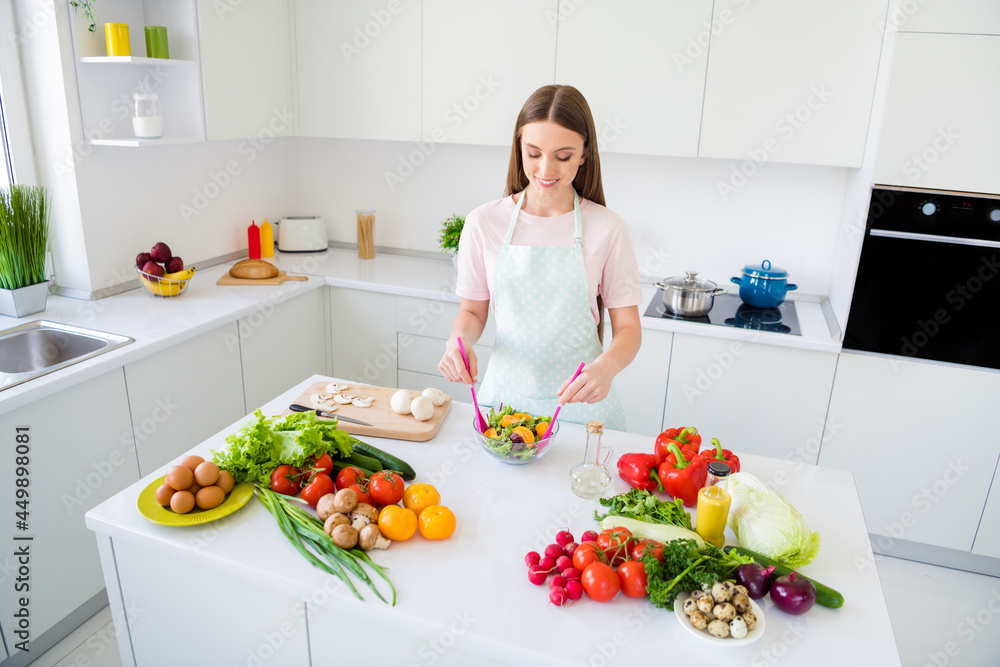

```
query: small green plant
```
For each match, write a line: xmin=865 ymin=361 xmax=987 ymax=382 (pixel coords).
xmin=438 ymin=214 xmax=465 ymax=254
xmin=0 ymin=185 xmax=50 ymax=291
xmin=69 ymin=0 xmax=98 ymax=35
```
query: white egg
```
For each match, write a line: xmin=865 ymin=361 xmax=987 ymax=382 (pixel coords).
xmin=422 ymin=387 xmax=447 ymax=407
xmin=390 ymin=389 xmax=413 ymax=415
xmin=410 ymin=396 xmax=435 ymax=421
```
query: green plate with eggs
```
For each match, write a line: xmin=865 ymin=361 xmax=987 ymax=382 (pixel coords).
xmin=136 ymin=476 xmax=254 ymax=526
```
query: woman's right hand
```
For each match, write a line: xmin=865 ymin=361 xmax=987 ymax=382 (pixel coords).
xmin=439 ymin=338 xmax=478 ymax=385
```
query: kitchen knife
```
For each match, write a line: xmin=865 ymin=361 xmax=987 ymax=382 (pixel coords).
xmin=289 ymin=403 xmax=373 ymax=427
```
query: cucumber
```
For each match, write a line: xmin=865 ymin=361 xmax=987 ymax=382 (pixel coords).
xmin=352 ymin=441 xmax=417 ymax=481
xmin=330 ymin=459 xmax=378 ymax=478
xmin=726 ymin=546 xmax=845 ymax=609
xmin=341 ymin=452 xmax=382 ymax=472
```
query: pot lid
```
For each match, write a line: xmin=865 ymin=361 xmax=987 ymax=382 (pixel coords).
xmin=662 ymin=271 xmax=720 ymax=293
xmin=742 ymin=259 xmax=788 ymax=279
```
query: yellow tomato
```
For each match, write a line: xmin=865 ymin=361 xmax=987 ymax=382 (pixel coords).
xmin=378 ymin=505 xmax=417 ymax=541
xmin=511 ymin=425 xmax=535 ymax=444
xmin=418 ymin=505 xmax=456 ymax=540
xmin=535 ymin=422 xmax=550 ymax=440
xmin=403 ymin=483 xmax=441 ymax=515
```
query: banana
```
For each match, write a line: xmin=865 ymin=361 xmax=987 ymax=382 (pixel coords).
xmin=139 ymin=266 xmax=193 ymax=297
xmin=163 ymin=267 xmax=196 ymax=281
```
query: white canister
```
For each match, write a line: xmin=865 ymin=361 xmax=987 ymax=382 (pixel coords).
xmin=132 ymin=82 xmax=162 ymax=139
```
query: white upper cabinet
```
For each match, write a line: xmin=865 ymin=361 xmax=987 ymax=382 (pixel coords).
xmin=197 ymin=0 xmax=295 ymax=141
xmin=422 ymin=0 xmax=557 ymax=146
xmin=295 ymin=0 xmax=422 ymax=141
xmin=873 ymin=33 xmax=1000 ymax=195
xmin=698 ymin=0 xmax=888 ymax=167
xmin=555 ymin=0 xmax=712 ymax=157
xmin=890 ymin=0 xmax=1000 ymax=34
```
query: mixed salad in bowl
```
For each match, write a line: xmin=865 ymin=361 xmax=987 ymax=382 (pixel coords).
xmin=475 ymin=405 xmax=558 ymax=464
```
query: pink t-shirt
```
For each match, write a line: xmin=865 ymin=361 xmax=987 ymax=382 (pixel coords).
xmin=455 ymin=195 xmax=643 ymax=322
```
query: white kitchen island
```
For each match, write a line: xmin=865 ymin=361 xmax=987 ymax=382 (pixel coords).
xmin=86 ymin=375 xmax=900 ymax=666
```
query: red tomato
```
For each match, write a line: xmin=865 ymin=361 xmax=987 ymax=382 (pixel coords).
xmin=336 ymin=466 xmax=367 ymax=490
xmin=311 ymin=453 xmax=333 ymax=477
xmin=348 ymin=483 xmax=373 ymax=506
xmin=632 ymin=539 xmax=665 ymax=563
xmin=617 ymin=560 xmax=648 ymax=598
xmin=572 ymin=541 xmax=602 ymax=571
xmin=269 ymin=465 xmax=300 ymax=495
xmin=368 ymin=470 xmax=404 ymax=506
xmin=581 ymin=562 xmax=620 ymax=602
xmin=301 ymin=473 xmax=335 ymax=507
xmin=597 ymin=528 xmax=634 ymax=567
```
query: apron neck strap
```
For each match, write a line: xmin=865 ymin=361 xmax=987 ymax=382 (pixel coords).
xmin=504 ymin=191 xmax=583 ymax=248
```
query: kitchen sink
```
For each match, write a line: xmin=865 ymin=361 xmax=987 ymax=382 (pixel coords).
xmin=0 ymin=321 xmax=133 ymax=391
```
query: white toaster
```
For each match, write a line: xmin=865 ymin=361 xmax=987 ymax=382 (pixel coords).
xmin=276 ymin=216 xmax=328 ymax=253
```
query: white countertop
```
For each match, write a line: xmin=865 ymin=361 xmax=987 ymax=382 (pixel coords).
xmin=86 ymin=375 xmax=899 ymax=667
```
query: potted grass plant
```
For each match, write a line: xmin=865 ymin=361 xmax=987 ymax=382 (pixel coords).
xmin=438 ymin=214 xmax=465 ymax=267
xmin=0 ymin=185 xmax=51 ymax=318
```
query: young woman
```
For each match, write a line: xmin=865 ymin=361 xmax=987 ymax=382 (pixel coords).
xmin=438 ymin=85 xmax=642 ymax=430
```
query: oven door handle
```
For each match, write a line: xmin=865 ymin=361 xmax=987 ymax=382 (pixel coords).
xmin=869 ymin=228 xmax=1000 ymax=249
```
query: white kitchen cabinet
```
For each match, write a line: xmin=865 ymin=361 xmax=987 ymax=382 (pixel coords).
xmin=422 ymin=0 xmax=556 ymax=145
xmin=196 ymin=0 xmax=294 ymax=141
xmin=973 ymin=465 xmax=1000 ymax=559
xmin=873 ymin=33 xmax=1000 ymax=195
xmin=396 ymin=295 xmax=495 ymax=346
xmin=555 ymin=0 xmax=712 ymax=157
xmin=0 ymin=370 xmax=138 ymax=651
xmin=123 ymin=324 xmax=245 ymax=477
xmin=329 ymin=287 xmax=398 ymax=388
xmin=819 ymin=353 xmax=1000 ymax=552
xmin=698 ymin=0 xmax=887 ymax=167
xmin=663 ymin=332 xmax=838 ymax=460
xmin=891 ymin=1 xmax=1000 ymax=34
xmin=295 ymin=0 xmax=421 ymax=141
xmin=240 ymin=288 xmax=329 ymax=410
xmin=607 ymin=327 xmax=671 ymax=438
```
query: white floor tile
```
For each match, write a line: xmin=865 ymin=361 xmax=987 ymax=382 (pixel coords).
xmin=877 ymin=555 xmax=1000 ymax=667
xmin=27 ymin=606 xmax=113 ymax=667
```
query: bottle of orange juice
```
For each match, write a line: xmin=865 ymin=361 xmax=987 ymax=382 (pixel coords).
xmin=696 ymin=461 xmax=732 ymax=548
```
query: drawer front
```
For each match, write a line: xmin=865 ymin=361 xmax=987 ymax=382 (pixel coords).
xmin=397 ymin=333 xmax=492 ymax=377
xmin=396 ymin=295 xmax=496 ymax=346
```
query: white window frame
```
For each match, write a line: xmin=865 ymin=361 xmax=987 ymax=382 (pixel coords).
xmin=0 ymin=0 xmax=39 ymax=185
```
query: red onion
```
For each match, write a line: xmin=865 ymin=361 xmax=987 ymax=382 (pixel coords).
xmin=735 ymin=563 xmax=776 ymax=599
xmin=769 ymin=572 xmax=817 ymax=615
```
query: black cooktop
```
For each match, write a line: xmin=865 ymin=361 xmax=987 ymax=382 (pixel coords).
xmin=643 ymin=292 xmax=802 ymax=335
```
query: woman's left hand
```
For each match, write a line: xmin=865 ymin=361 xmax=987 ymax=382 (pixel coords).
xmin=556 ymin=360 xmax=615 ymax=405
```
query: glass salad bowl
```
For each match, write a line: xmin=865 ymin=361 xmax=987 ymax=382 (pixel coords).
xmin=473 ymin=416 xmax=559 ymax=465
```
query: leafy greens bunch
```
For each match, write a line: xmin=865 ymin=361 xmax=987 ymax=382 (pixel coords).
xmin=594 ymin=488 xmax=692 ymax=530
xmin=643 ymin=539 xmax=753 ymax=611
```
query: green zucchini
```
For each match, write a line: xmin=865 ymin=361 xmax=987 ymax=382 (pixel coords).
xmin=329 ymin=459 xmax=377 ymax=478
xmin=725 ymin=546 xmax=845 ymax=609
xmin=352 ymin=441 xmax=417 ymax=481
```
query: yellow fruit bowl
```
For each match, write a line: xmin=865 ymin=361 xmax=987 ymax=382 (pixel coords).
xmin=136 ymin=266 xmax=195 ymax=298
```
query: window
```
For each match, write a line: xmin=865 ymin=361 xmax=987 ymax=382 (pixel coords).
xmin=0 ymin=1 xmax=38 ymax=186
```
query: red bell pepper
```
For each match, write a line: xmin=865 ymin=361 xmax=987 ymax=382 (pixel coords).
xmin=653 ymin=426 xmax=701 ymax=461
xmin=698 ymin=437 xmax=741 ymax=474
xmin=618 ymin=453 xmax=664 ymax=493
xmin=658 ymin=442 xmax=707 ymax=507
xmin=675 ymin=426 xmax=702 ymax=448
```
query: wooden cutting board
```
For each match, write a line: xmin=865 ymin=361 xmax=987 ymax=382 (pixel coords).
xmin=285 ymin=380 xmax=452 ymax=442
xmin=216 ymin=271 xmax=308 ymax=286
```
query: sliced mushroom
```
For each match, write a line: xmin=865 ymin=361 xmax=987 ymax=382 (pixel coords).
xmin=323 ymin=512 xmax=350 ymax=536
xmin=330 ymin=523 xmax=358 ymax=549
xmin=325 ymin=383 xmax=350 ymax=393
xmin=316 ymin=493 xmax=338 ymax=521
xmin=331 ymin=488 xmax=359 ymax=515
xmin=333 ymin=394 xmax=355 ymax=405
xmin=351 ymin=397 xmax=374 ymax=408
xmin=358 ymin=524 xmax=391 ymax=551
xmin=349 ymin=503 xmax=378 ymax=531
xmin=310 ymin=393 xmax=339 ymax=411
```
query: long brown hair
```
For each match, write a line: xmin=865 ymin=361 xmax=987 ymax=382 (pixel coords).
xmin=504 ymin=85 xmax=605 ymax=207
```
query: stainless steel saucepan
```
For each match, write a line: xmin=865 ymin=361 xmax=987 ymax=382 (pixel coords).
xmin=654 ymin=272 xmax=726 ymax=317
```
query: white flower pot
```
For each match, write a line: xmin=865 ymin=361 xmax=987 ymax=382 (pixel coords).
xmin=0 ymin=281 xmax=50 ymax=318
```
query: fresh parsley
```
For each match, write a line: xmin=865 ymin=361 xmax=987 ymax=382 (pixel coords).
xmin=642 ymin=539 xmax=754 ymax=611
xmin=594 ymin=488 xmax=693 ymax=530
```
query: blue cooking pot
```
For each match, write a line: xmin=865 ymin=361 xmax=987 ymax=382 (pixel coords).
xmin=730 ymin=260 xmax=798 ymax=309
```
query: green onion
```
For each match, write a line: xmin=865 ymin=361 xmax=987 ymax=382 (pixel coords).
xmin=0 ymin=185 xmax=50 ymax=291
xmin=255 ymin=486 xmax=396 ymax=605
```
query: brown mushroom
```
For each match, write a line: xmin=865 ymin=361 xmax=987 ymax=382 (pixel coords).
xmin=349 ymin=503 xmax=379 ymax=531
xmin=332 ymin=488 xmax=359 ymax=514
xmin=330 ymin=523 xmax=358 ymax=549
xmin=358 ymin=524 xmax=390 ymax=551
xmin=323 ymin=512 xmax=350 ymax=536
xmin=316 ymin=493 xmax=338 ymax=521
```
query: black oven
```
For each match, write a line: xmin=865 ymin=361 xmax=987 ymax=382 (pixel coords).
xmin=843 ymin=187 xmax=1000 ymax=370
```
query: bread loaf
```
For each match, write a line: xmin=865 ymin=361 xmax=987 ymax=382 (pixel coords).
xmin=230 ymin=259 xmax=279 ymax=280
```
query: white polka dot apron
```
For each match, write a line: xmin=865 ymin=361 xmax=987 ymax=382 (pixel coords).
xmin=477 ymin=192 xmax=626 ymax=430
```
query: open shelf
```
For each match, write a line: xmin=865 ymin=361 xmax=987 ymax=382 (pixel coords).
xmin=87 ymin=136 xmax=203 ymax=147
xmin=79 ymin=56 xmax=196 ymax=66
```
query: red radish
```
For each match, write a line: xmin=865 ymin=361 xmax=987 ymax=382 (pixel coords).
xmin=561 ymin=566 xmax=582 ymax=580
xmin=544 ymin=543 xmax=564 ymax=560
xmin=527 ymin=565 xmax=548 ymax=585
xmin=525 ymin=551 xmax=541 ymax=568
xmin=549 ymin=574 xmax=567 ymax=589
xmin=580 ymin=530 xmax=599 ymax=543
xmin=555 ymin=530 xmax=574 ymax=547
xmin=549 ymin=586 xmax=569 ymax=606
xmin=563 ymin=542 xmax=579 ymax=558
xmin=565 ymin=579 xmax=584 ymax=601
xmin=537 ymin=556 xmax=556 ymax=572
xmin=555 ymin=555 xmax=573 ymax=572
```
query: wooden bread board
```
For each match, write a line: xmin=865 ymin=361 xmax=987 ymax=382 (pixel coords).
xmin=217 ymin=271 xmax=308 ymax=286
xmin=286 ymin=381 xmax=452 ymax=442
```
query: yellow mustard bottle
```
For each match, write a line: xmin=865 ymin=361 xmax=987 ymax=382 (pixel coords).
xmin=260 ymin=218 xmax=274 ymax=258
xmin=696 ymin=461 xmax=732 ymax=548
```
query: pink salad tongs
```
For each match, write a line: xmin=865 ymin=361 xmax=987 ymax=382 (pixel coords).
xmin=539 ymin=362 xmax=586 ymax=443
xmin=457 ymin=337 xmax=489 ymax=433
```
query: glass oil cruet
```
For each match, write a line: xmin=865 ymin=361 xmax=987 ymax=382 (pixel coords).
xmin=569 ymin=420 xmax=613 ymax=499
